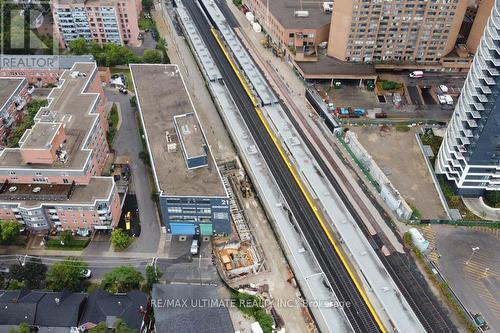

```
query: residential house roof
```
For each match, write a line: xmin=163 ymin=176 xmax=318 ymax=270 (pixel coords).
xmin=78 ymin=289 xmax=148 ymax=330
xmin=151 ymin=284 xmax=234 ymax=333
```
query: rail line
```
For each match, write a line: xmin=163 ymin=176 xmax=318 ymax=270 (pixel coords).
xmin=232 ymin=18 xmax=456 ymax=331
xmin=261 ymin=46 xmax=457 ymax=333
xmin=183 ymin=1 xmax=385 ymax=331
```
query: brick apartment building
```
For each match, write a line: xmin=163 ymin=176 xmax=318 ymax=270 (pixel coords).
xmin=0 ymin=62 xmax=121 ymax=232
xmin=243 ymin=0 xmax=332 ymax=62
xmin=52 ymin=0 xmax=141 ymax=48
xmin=244 ymin=0 xmax=495 ymax=73
xmin=0 ymin=77 xmax=31 ymax=149
xmin=0 ymin=55 xmax=94 ymax=86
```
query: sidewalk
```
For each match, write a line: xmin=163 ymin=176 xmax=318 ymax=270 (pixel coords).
xmin=463 ymin=197 xmax=500 ymax=221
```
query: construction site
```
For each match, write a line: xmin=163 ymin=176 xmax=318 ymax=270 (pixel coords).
xmin=214 ymin=160 xmax=265 ymax=281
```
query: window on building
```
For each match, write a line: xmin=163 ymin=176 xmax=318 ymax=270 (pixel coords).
xmin=167 ymin=207 xmax=182 ymax=213
xmin=213 ymin=212 xmax=228 ymax=220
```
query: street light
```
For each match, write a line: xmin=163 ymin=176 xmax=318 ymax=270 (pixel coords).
xmin=465 ymin=246 xmax=479 ymax=265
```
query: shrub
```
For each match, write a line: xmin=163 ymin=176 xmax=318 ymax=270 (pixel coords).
xmin=379 ymin=80 xmax=402 ymax=91
xmin=111 ymin=229 xmax=131 ymax=250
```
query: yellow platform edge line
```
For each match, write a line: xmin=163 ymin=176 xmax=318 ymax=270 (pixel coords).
xmin=210 ymin=28 xmax=387 ymax=333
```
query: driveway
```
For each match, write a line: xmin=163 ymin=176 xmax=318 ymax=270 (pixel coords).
xmin=105 ymin=89 xmax=161 ymax=253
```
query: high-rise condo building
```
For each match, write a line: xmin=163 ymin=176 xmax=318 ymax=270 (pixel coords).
xmin=436 ymin=0 xmax=500 ymax=196
xmin=327 ymin=0 xmax=467 ymax=63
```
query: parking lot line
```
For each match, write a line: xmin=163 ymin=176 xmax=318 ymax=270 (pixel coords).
xmin=462 ymin=252 xmax=500 ymax=318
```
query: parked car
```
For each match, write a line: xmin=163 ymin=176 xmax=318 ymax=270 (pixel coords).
xmin=27 ymin=86 xmax=35 ymax=94
xmin=444 ymin=94 xmax=453 ymax=105
xmin=439 ymin=85 xmax=449 ymax=93
xmin=118 ymin=87 xmax=128 ymax=94
xmin=409 ymin=71 xmax=424 ymax=78
xmin=437 ymin=94 xmax=447 ymax=104
xmin=190 ymin=235 xmax=200 ymax=255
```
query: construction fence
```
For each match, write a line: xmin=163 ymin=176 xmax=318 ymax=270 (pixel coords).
xmin=338 ymin=131 xmax=413 ymax=220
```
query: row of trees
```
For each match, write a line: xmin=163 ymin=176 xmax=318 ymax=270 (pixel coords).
xmin=68 ymin=38 xmax=165 ymax=67
xmin=0 ymin=256 xmax=162 ymax=293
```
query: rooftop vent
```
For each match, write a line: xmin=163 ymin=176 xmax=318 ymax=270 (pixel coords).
xmin=294 ymin=10 xmax=309 ymax=17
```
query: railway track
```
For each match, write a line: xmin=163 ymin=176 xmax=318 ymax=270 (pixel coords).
xmin=182 ymin=1 xmax=383 ymax=332
xmin=266 ymin=52 xmax=458 ymax=333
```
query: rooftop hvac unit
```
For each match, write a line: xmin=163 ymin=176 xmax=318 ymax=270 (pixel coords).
xmin=294 ymin=10 xmax=309 ymax=17
xmin=167 ymin=143 xmax=178 ymax=153
xmin=323 ymin=2 xmax=333 ymax=13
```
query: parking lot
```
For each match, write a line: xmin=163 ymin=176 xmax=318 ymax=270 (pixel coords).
xmin=349 ymin=125 xmax=447 ymax=219
xmin=427 ymin=225 xmax=500 ymax=330
xmin=316 ymin=76 xmax=458 ymax=122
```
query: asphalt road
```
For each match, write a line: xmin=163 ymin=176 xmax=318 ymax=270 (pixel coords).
xmin=106 ymin=89 xmax=161 ymax=253
xmin=0 ymin=251 xmax=217 ymax=285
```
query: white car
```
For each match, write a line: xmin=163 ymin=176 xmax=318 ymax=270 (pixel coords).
xmin=444 ymin=94 xmax=453 ymax=105
xmin=437 ymin=94 xmax=446 ymax=104
xmin=439 ymin=85 xmax=449 ymax=93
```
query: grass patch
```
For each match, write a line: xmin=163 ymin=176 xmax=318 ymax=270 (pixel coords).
xmin=46 ymin=238 xmax=89 ymax=250
xmin=377 ymin=80 xmax=403 ymax=91
xmin=395 ymin=124 xmax=410 ymax=132
xmin=232 ymin=0 xmax=242 ymax=8
xmin=410 ymin=205 xmax=422 ymax=220
xmin=437 ymin=175 xmax=480 ymax=220
xmin=107 ymin=103 xmax=119 ymax=146
xmin=7 ymin=99 xmax=48 ymax=148
xmin=232 ymin=292 xmax=273 ymax=333
xmin=420 ymin=129 xmax=443 ymax=165
xmin=484 ymin=191 xmax=500 ymax=208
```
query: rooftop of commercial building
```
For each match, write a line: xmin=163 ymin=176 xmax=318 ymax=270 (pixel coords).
xmin=255 ymin=0 xmax=332 ymax=29
xmin=0 ymin=62 xmax=99 ymax=170
xmin=174 ymin=113 xmax=207 ymax=160
xmin=130 ymin=64 xmax=226 ymax=197
xmin=295 ymin=55 xmax=377 ymax=79
xmin=0 ymin=177 xmax=114 ymax=208
xmin=0 ymin=78 xmax=24 ymax=111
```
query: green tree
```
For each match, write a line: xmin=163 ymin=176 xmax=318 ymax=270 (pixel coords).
xmin=142 ymin=49 xmax=162 ymax=63
xmin=7 ymin=279 xmax=25 ymax=290
xmin=89 ymin=319 xmax=134 ymax=333
xmin=101 ymin=266 xmax=144 ymax=293
xmin=145 ymin=264 xmax=163 ymax=289
xmin=60 ymin=230 xmax=74 ymax=246
xmin=46 ymin=257 xmax=88 ymax=291
xmin=8 ymin=323 xmax=31 ymax=333
xmin=111 ymin=229 xmax=131 ymax=250
xmin=68 ymin=37 xmax=89 ymax=55
xmin=142 ymin=0 xmax=154 ymax=12
xmin=8 ymin=257 xmax=47 ymax=289
xmin=0 ymin=221 xmax=21 ymax=242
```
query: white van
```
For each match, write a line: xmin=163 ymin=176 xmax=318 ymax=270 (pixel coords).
xmin=409 ymin=71 xmax=424 ymax=78
xmin=190 ymin=236 xmax=200 ymax=255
